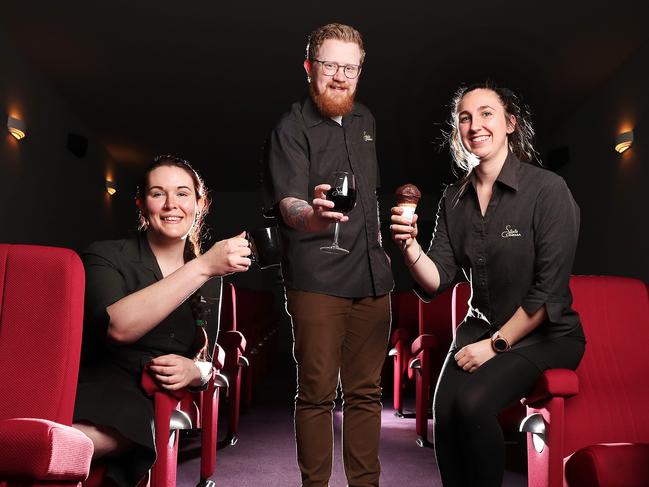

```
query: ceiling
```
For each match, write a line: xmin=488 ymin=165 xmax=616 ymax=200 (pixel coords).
xmin=2 ymin=1 xmax=648 ymax=193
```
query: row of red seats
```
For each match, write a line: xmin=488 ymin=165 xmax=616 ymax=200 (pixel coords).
xmin=225 ymin=286 xmax=281 ymax=411
xmin=388 ymin=276 xmax=649 ymax=486
xmin=0 ymin=244 xmax=281 ymax=487
xmin=219 ymin=283 xmax=281 ymax=442
xmin=2 ymin=244 xmax=647 ymax=486
xmin=388 ymin=286 xmax=460 ymax=446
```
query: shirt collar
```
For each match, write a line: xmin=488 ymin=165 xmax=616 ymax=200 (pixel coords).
xmin=302 ymin=96 xmax=363 ymax=128
xmin=467 ymin=150 xmax=521 ymax=197
xmin=136 ymin=233 xmax=163 ymax=280
xmin=496 ymin=150 xmax=521 ymax=191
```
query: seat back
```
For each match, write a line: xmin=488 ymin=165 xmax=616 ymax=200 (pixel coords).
xmin=418 ymin=286 xmax=456 ymax=354
xmin=563 ymin=275 xmax=649 ymax=455
xmin=0 ymin=244 xmax=85 ymax=424
xmin=220 ymin=282 xmax=237 ymax=332
xmin=391 ymin=290 xmax=419 ymax=338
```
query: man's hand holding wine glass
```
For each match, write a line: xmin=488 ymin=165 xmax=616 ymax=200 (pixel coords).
xmin=319 ymin=171 xmax=356 ymax=254
xmin=279 ymin=182 xmax=350 ymax=235
xmin=312 ymin=183 xmax=349 ymax=229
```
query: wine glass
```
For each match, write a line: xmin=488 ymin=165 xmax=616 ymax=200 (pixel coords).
xmin=320 ymin=171 xmax=356 ymax=255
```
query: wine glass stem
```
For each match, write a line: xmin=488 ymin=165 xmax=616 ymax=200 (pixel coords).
xmin=332 ymin=221 xmax=341 ymax=247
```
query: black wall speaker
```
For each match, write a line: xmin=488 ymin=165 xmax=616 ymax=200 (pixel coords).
xmin=67 ymin=133 xmax=88 ymax=158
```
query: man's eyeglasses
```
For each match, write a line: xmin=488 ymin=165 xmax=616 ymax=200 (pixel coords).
xmin=312 ymin=59 xmax=362 ymax=79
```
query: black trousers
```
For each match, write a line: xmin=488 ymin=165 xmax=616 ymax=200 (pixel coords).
xmin=433 ymin=333 xmax=585 ymax=486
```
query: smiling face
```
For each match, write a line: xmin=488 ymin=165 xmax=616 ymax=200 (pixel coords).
xmin=305 ymin=38 xmax=362 ymax=118
xmin=141 ymin=165 xmax=204 ymax=244
xmin=457 ymin=88 xmax=516 ymax=165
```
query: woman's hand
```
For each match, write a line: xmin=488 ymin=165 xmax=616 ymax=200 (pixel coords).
xmin=390 ymin=206 xmax=419 ymax=249
xmin=454 ymin=339 xmax=497 ymax=373
xmin=148 ymin=354 xmax=203 ymax=390
xmin=390 ymin=206 xmax=422 ymax=267
xmin=201 ymin=232 xmax=251 ymax=277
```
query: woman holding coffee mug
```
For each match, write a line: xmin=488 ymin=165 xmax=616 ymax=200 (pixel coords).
xmin=73 ymin=155 xmax=251 ymax=487
xmin=390 ymin=83 xmax=585 ymax=486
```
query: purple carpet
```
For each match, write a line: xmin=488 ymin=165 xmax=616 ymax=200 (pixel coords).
xmin=177 ymin=354 xmax=527 ymax=486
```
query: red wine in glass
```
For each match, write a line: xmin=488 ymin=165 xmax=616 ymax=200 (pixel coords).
xmin=320 ymin=171 xmax=356 ymax=255
xmin=326 ymin=187 xmax=356 ymax=214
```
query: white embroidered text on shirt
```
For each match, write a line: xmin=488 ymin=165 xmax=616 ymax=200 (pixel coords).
xmin=501 ymin=225 xmax=522 ymax=238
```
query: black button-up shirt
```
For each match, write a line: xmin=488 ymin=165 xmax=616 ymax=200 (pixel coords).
xmin=266 ymin=97 xmax=393 ymax=298
xmin=423 ymin=151 xmax=583 ymax=349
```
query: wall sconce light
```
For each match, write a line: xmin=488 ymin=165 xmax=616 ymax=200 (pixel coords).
xmin=615 ymin=130 xmax=634 ymax=154
xmin=7 ymin=116 xmax=27 ymax=140
xmin=106 ymin=180 xmax=117 ymax=196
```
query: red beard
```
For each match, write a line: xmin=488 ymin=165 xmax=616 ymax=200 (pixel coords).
xmin=310 ymin=80 xmax=355 ymax=118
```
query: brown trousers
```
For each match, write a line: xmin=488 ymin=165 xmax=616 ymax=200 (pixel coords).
xmin=286 ymin=290 xmax=391 ymax=487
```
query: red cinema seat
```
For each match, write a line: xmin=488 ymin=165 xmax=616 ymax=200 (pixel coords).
xmin=387 ymin=290 xmax=420 ymax=416
xmin=409 ymin=286 xmax=458 ymax=447
xmin=521 ymin=276 xmax=649 ymax=487
xmin=218 ymin=283 xmax=248 ymax=445
xmin=140 ymin=345 xmax=228 ymax=487
xmin=0 ymin=244 xmax=93 ymax=487
xmin=86 ymin=289 xmax=230 ymax=487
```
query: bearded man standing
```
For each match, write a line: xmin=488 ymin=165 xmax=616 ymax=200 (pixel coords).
xmin=266 ymin=23 xmax=393 ymax=487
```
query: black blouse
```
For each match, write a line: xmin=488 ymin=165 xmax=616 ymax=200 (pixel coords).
xmin=81 ymin=235 xmax=221 ymax=368
xmin=422 ymin=152 xmax=583 ymax=350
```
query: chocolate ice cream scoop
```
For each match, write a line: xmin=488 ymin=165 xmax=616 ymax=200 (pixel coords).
xmin=395 ymin=183 xmax=421 ymax=205
xmin=395 ymin=184 xmax=421 ymax=223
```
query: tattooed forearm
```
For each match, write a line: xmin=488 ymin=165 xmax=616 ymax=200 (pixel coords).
xmin=280 ymin=198 xmax=313 ymax=231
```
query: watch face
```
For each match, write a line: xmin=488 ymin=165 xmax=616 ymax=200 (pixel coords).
xmin=493 ymin=337 xmax=509 ymax=352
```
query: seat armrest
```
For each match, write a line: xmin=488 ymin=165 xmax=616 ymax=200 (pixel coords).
xmin=212 ymin=343 xmax=226 ymax=370
xmin=565 ymin=443 xmax=649 ymax=487
xmin=141 ymin=347 xmax=227 ymax=401
xmin=219 ymin=330 xmax=247 ymax=353
xmin=390 ymin=327 xmax=411 ymax=347
xmin=0 ymin=418 xmax=93 ymax=480
xmin=521 ymin=368 xmax=579 ymax=406
xmin=410 ymin=333 xmax=439 ymax=356
xmin=141 ymin=368 xmax=187 ymax=400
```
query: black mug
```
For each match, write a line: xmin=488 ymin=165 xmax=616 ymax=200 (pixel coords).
xmin=246 ymin=226 xmax=282 ymax=269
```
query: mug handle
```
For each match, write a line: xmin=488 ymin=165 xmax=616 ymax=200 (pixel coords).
xmin=245 ymin=231 xmax=258 ymax=263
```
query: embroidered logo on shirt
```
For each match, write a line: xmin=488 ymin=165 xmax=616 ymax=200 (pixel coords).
xmin=501 ymin=225 xmax=521 ymax=238
xmin=362 ymin=131 xmax=373 ymax=142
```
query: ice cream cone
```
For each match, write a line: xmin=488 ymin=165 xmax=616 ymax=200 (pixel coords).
xmin=395 ymin=184 xmax=421 ymax=224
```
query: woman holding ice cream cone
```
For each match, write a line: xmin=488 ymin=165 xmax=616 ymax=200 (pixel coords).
xmin=390 ymin=82 xmax=585 ymax=487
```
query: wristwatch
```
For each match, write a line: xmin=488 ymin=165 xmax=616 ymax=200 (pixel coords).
xmin=491 ymin=331 xmax=511 ymax=353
